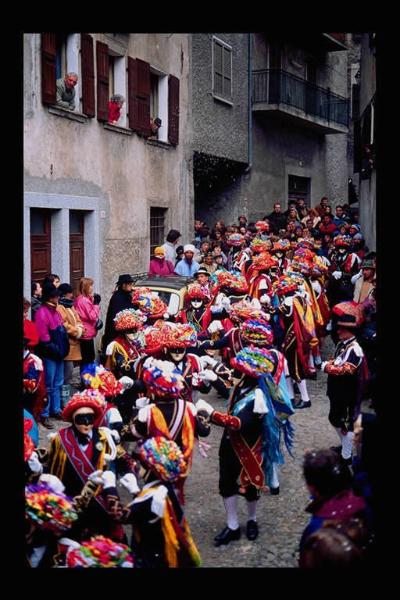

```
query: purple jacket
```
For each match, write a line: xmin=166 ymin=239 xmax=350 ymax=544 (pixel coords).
xmin=35 ymin=302 xmax=64 ymax=343
xmin=74 ymin=295 xmax=100 ymax=340
xmin=148 ymin=258 xmax=175 ymax=277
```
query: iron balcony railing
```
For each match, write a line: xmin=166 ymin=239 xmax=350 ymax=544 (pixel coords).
xmin=252 ymin=69 xmax=349 ymax=127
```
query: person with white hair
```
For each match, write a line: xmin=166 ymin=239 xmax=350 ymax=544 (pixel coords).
xmin=56 ymin=72 xmax=78 ymax=111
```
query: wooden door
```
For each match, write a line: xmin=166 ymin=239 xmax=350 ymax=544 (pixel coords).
xmin=69 ymin=211 xmax=84 ymax=294
xmin=31 ymin=209 xmax=52 ymax=284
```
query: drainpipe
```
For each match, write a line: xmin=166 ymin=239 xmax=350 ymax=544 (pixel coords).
xmin=245 ymin=32 xmax=253 ymax=173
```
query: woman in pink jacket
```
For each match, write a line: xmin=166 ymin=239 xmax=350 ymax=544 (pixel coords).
xmin=148 ymin=246 xmax=175 ymax=276
xmin=73 ymin=277 xmax=100 ymax=369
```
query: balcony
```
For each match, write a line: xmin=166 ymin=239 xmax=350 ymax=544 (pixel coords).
xmin=252 ymin=69 xmax=349 ymax=134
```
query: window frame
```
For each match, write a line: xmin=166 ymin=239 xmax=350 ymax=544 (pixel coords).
xmin=149 ymin=66 xmax=169 ymax=143
xmin=212 ymin=36 xmax=233 ymax=105
xmin=150 ymin=207 xmax=168 ymax=257
xmin=107 ymin=51 xmax=128 ymax=128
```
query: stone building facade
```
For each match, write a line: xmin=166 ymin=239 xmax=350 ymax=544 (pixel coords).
xmin=24 ymin=32 xmax=192 ymax=308
xmin=191 ymin=33 xmax=350 ymax=225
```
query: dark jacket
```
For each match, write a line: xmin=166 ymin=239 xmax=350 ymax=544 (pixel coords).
xmin=266 ymin=211 xmax=287 ymax=234
xmin=102 ymin=288 xmax=134 ymax=350
xmin=30 ymin=296 xmax=42 ymax=321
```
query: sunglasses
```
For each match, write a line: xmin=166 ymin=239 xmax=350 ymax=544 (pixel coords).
xmin=73 ymin=413 xmax=95 ymax=425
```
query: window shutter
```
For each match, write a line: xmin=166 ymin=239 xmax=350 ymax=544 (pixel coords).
xmin=353 ymin=118 xmax=361 ymax=173
xmin=137 ymin=59 xmax=151 ymax=136
xmin=41 ymin=33 xmax=57 ymax=105
xmin=81 ymin=34 xmax=95 ymax=117
xmin=168 ymin=75 xmax=180 ymax=146
xmin=128 ymin=57 xmax=138 ymax=130
xmin=96 ymin=41 xmax=109 ymax=122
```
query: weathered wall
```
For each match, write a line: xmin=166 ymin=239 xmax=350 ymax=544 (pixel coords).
xmin=191 ymin=33 xmax=249 ymax=163
xmin=24 ymin=33 xmax=192 ymax=306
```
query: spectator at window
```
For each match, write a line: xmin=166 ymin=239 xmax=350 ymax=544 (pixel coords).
xmin=108 ymin=94 xmax=125 ymax=125
xmin=161 ymin=229 xmax=182 ymax=265
xmin=56 ymin=72 xmax=78 ymax=111
xmin=148 ymin=117 xmax=162 ymax=140
xmin=148 ymin=246 xmax=175 ymax=277
xmin=31 ymin=281 xmax=42 ymax=321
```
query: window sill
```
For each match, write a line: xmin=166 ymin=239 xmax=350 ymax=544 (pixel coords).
xmin=103 ymin=123 xmax=133 ymax=135
xmin=47 ymin=106 xmax=89 ymax=123
xmin=212 ymin=94 xmax=234 ymax=107
xmin=146 ymin=139 xmax=172 ymax=149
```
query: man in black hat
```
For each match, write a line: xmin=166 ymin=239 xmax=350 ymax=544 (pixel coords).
xmin=102 ymin=275 xmax=135 ymax=357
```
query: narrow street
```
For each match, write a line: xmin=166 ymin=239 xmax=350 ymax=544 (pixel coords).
xmin=185 ymin=339 xmax=337 ymax=567
xmin=38 ymin=339 xmax=337 ymax=568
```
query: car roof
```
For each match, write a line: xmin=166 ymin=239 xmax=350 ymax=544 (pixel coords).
xmin=133 ymin=275 xmax=193 ymax=290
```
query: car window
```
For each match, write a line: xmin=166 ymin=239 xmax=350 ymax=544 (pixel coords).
xmin=150 ymin=290 xmax=180 ymax=315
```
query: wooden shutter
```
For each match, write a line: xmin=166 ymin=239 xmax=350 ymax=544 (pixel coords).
xmin=41 ymin=33 xmax=57 ymax=105
xmin=81 ymin=33 xmax=95 ymax=117
xmin=128 ymin=57 xmax=138 ymax=131
xmin=168 ymin=75 xmax=180 ymax=145
xmin=137 ymin=59 xmax=151 ymax=136
xmin=96 ymin=41 xmax=109 ymax=121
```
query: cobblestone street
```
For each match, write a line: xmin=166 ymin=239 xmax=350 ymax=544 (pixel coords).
xmin=38 ymin=339 xmax=338 ymax=568
xmin=185 ymin=338 xmax=337 ymax=568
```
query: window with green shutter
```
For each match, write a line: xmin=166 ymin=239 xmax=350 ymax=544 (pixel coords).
xmin=212 ymin=37 xmax=232 ymax=104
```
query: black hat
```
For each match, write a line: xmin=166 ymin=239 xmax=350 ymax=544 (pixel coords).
xmin=116 ymin=274 xmax=134 ymax=286
xmin=58 ymin=283 xmax=73 ymax=296
xmin=196 ymin=267 xmax=210 ymax=277
xmin=154 ymin=117 xmax=162 ymax=127
xmin=42 ymin=284 xmax=61 ymax=301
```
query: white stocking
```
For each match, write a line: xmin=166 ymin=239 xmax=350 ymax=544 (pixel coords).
xmin=297 ymin=379 xmax=310 ymax=403
xmin=246 ymin=500 xmax=258 ymax=522
xmin=223 ymin=495 xmax=239 ymax=530
xmin=341 ymin=431 xmax=355 ymax=460
xmin=285 ymin=376 xmax=295 ymax=399
xmin=270 ymin=462 xmax=280 ymax=488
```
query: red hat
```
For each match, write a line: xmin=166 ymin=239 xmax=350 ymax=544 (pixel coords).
xmin=271 ymin=239 xmax=291 ymax=253
xmin=114 ymin=309 xmax=147 ymax=331
xmin=255 ymin=220 xmax=269 ymax=232
xmin=332 ymin=301 xmax=364 ymax=328
xmin=185 ymin=283 xmax=209 ymax=304
xmin=334 ymin=235 xmax=351 ymax=248
xmin=62 ymin=390 xmax=105 ymax=423
xmin=251 ymin=252 xmax=278 ymax=272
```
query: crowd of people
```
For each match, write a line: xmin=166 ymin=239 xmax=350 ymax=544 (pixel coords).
xmin=23 ymin=195 xmax=377 ymax=568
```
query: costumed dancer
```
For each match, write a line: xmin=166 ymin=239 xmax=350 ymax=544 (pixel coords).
xmin=105 ymin=308 xmax=148 ymax=422
xmin=321 ymin=301 xmax=368 ymax=465
xmin=327 ymin=235 xmax=362 ymax=308
xmin=130 ymin=357 xmax=211 ymax=505
xmin=23 ymin=337 xmax=48 ymax=425
xmin=174 ymin=283 xmax=213 ymax=339
xmin=195 ymin=345 xmax=294 ymax=546
xmin=131 ymin=287 xmax=169 ymax=326
xmin=45 ymin=390 xmax=137 ymax=543
xmin=274 ymin=274 xmax=318 ymax=409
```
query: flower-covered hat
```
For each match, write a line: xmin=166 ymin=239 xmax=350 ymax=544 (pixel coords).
xmin=230 ymin=345 xmax=275 ymax=378
xmin=226 ymin=233 xmax=246 ymax=247
xmin=62 ymin=389 xmax=105 ymax=423
xmin=138 ymin=436 xmax=188 ymax=482
xmin=131 ymin=288 xmax=168 ymax=319
xmin=142 ymin=357 xmax=185 ymax=398
xmin=81 ymin=363 xmax=123 ymax=398
xmin=240 ymin=319 xmax=274 ymax=346
xmin=114 ymin=308 xmax=147 ymax=332
xmin=229 ymin=299 xmax=269 ymax=323
xmin=332 ymin=301 xmax=364 ymax=328
xmin=66 ymin=536 xmax=134 ymax=568
xmin=185 ymin=283 xmax=209 ymax=303
xmin=25 ymin=483 xmax=78 ymax=535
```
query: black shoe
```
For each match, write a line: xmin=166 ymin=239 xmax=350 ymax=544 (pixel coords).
xmin=51 ymin=413 xmax=63 ymax=421
xmin=246 ymin=520 xmax=259 ymax=541
xmin=294 ymin=400 xmax=311 ymax=409
xmin=214 ymin=526 xmax=241 ymax=546
xmin=340 ymin=455 xmax=353 ymax=466
xmin=270 ymin=486 xmax=280 ymax=495
xmin=40 ymin=417 xmax=55 ymax=429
